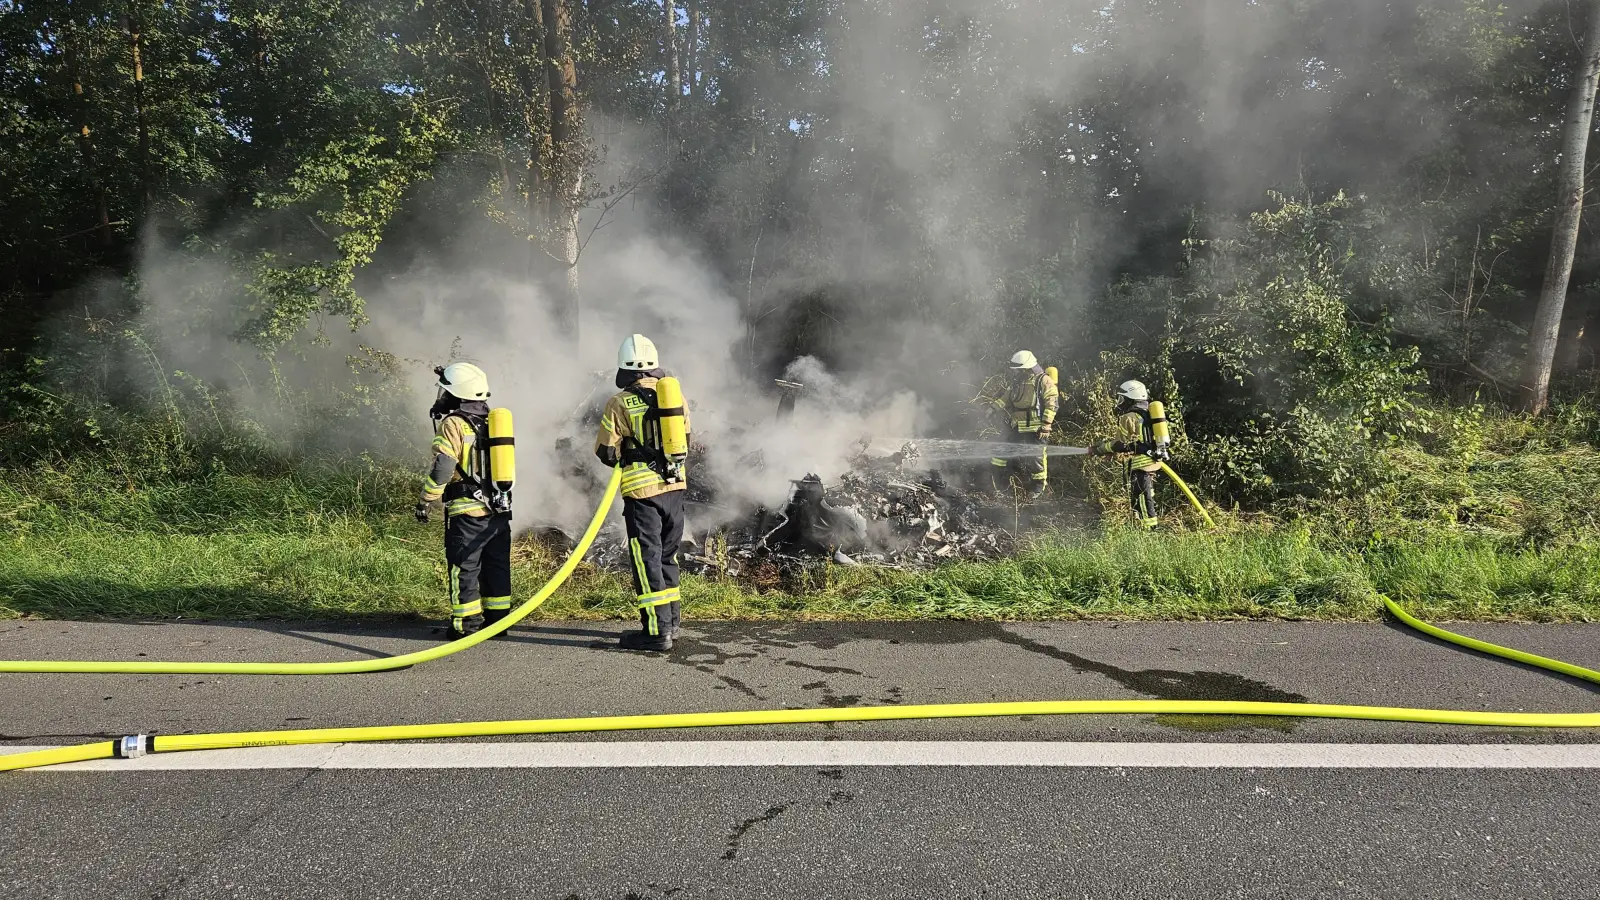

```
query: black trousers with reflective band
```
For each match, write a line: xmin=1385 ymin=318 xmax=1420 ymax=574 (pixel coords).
xmin=444 ymin=512 xmax=512 ymax=619
xmin=990 ymin=427 xmax=1046 ymax=483
xmin=623 ymin=491 xmax=684 ymax=636
xmin=1130 ymin=468 xmax=1159 ymax=526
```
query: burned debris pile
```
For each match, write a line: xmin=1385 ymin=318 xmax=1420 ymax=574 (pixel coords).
xmin=549 ymin=377 xmax=1092 ymax=584
xmin=564 ymin=436 xmax=1098 ymax=585
xmin=687 ymin=451 xmax=1051 ymax=576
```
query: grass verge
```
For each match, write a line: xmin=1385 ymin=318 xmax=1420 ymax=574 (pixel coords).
xmin=1 ymin=448 xmax=1596 ymax=624
xmin=2 ymin=513 xmax=1595 ymax=623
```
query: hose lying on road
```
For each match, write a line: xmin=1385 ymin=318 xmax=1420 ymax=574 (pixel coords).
xmin=0 ymin=469 xmax=622 ymax=675
xmin=4 ymin=597 xmax=1596 ymax=772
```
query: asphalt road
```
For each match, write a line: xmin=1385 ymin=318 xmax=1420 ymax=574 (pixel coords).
xmin=2 ymin=618 xmax=1597 ymax=898
xmin=1 ymin=617 xmax=1596 ymax=743
xmin=4 ymin=766 xmax=1598 ymax=898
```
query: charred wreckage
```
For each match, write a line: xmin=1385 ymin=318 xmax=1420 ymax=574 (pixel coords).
xmin=548 ymin=376 xmax=1092 ymax=583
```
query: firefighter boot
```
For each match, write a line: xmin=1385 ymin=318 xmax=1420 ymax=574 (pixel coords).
xmin=444 ymin=615 xmax=484 ymax=641
xmin=617 ymin=629 xmax=673 ymax=652
xmin=617 ymin=608 xmax=673 ymax=652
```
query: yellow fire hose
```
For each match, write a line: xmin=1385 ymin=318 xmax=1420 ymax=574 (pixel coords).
xmin=1158 ymin=461 xmax=1216 ymax=528
xmin=0 ymin=468 xmax=622 ymax=675
xmin=3 ymin=597 xmax=1597 ymax=772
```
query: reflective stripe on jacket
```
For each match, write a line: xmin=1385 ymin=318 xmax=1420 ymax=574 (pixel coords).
xmin=981 ymin=371 xmax=1059 ymax=433
xmin=1116 ymin=409 xmax=1161 ymax=473
xmin=594 ymin=376 xmax=692 ymax=501
xmin=421 ymin=414 xmax=489 ymax=517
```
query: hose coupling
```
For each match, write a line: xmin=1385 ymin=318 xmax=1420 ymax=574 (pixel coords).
xmin=115 ymin=734 xmax=151 ymax=759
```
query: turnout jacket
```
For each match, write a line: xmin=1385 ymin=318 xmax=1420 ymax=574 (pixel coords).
xmin=981 ymin=369 xmax=1059 ymax=433
xmin=1096 ymin=405 xmax=1163 ymax=473
xmin=421 ymin=405 xmax=491 ymax=517
xmin=594 ymin=375 xmax=693 ymax=501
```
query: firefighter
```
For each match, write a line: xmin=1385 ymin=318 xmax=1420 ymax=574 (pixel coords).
xmin=1089 ymin=379 xmax=1167 ymax=528
xmin=593 ymin=334 xmax=691 ymax=652
xmin=414 ymin=362 xmax=513 ymax=639
xmin=979 ymin=350 xmax=1059 ymax=499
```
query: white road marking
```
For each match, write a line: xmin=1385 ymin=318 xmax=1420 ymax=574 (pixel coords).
xmin=8 ymin=741 xmax=1600 ymax=771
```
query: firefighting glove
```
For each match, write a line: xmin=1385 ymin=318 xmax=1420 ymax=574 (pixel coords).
xmin=1036 ymin=425 xmax=1053 ymax=443
xmin=414 ymin=502 xmax=431 ymax=523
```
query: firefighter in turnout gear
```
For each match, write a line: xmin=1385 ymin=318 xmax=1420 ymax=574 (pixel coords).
xmin=415 ymin=362 xmax=513 ymax=640
xmin=1089 ymin=379 xmax=1168 ymax=529
xmin=594 ymin=334 xmax=691 ymax=652
xmin=979 ymin=350 xmax=1060 ymax=499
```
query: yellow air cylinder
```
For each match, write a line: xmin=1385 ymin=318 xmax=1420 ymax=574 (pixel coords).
xmin=1045 ymin=366 xmax=1058 ymax=386
xmin=1148 ymin=400 xmax=1170 ymax=447
xmin=655 ymin=377 xmax=688 ymax=461
xmin=487 ymin=407 xmax=515 ymax=491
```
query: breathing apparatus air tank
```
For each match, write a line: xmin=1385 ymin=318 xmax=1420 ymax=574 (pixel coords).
xmin=1147 ymin=400 xmax=1171 ymax=459
xmin=1045 ymin=366 xmax=1058 ymax=387
xmin=654 ymin=376 xmax=688 ymax=482
xmin=487 ymin=408 xmax=515 ymax=513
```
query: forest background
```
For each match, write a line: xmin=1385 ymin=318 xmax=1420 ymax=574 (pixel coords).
xmin=3 ymin=0 xmax=1598 ymax=622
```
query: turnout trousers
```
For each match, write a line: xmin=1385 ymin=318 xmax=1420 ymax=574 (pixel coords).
xmin=444 ymin=512 xmax=512 ymax=625
xmin=623 ymin=491 xmax=684 ymax=638
xmin=1129 ymin=467 xmax=1159 ymax=529
xmin=990 ymin=427 xmax=1047 ymax=490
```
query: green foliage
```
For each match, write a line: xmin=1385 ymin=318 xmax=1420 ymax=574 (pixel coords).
xmin=0 ymin=315 xmax=419 ymax=478
xmin=244 ymin=109 xmax=449 ymax=348
xmin=1097 ymin=193 xmax=1429 ymax=506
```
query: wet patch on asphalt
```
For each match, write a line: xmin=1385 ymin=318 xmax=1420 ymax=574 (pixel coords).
xmin=985 ymin=626 xmax=1308 ymax=732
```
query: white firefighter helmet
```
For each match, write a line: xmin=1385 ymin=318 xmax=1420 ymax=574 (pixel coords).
xmin=1009 ymin=350 xmax=1038 ymax=370
xmin=437 ymin=362 xmax=490 ymax=401
xmin=618 ymin=333 xmax=659 ymax=371
xmin=1116 ymin=379 xmax=1150 ymax=402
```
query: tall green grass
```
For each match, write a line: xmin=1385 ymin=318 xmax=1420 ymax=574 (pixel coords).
xmin=3 ymin=506 xmax=1596 ymax=622
xmin=1 ymin=412 xmax=1597 ymax=622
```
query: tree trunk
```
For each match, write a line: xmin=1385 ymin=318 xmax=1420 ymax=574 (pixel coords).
xmin=542 ymin=0 xmax=581 ymax=337
xmin=664 ymin=0 xmax=680 ymax=105
xmin=520 ymin=0 xmax=550 ymax=290
xmin=686 ymin=0 xmax=699 ymax=99
xmin=66 ymin=36 xmax=113 ymax=249
xmin=1522 ymin=0 xmax=1600 ymax=414
xmin=124 ymin=9 xmax=152 ymax=212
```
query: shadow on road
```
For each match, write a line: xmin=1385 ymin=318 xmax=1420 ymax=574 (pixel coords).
xmin=1380 ymin=618 xmax=1600 ymax=694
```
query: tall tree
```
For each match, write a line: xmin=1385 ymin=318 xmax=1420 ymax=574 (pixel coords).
xmin=65 ymin=21 xmax=114 ymax=249
xmin=1523 ymin=0 xmax=1600 ymax=413
xmin=685 ymin=0 xmax=699 ymax=99
xmin=123 ymin=4 xmax=151 ymax=211
xmin=543 ymin=0 xmax=583 ymax=335
xmin=664 ymin=0 xmax=680 ymax=104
